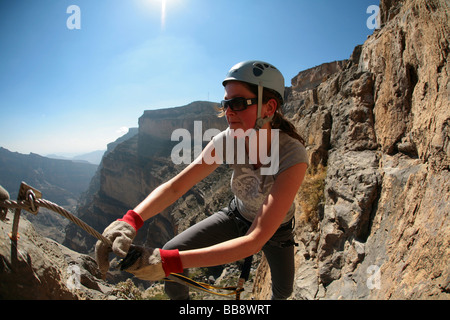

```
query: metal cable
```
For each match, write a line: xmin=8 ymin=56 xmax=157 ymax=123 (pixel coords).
xmin=0 ymin=198 xmax=112 ymax=247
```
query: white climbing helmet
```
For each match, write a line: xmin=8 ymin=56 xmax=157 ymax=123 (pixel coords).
xmin=223 ymin=61 xmax=285 ymax=130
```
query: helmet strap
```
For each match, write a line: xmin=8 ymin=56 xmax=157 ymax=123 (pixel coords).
xmin=254 ymin=83 xmax=274 ymax=130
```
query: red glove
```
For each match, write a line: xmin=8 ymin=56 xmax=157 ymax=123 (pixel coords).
xmin=122 ymin=247 xmax=184 ymax=281
xmin=117 ymin=211 xmax=183 ymax=279
xmin=96 ymin=210 xmax=144 ymax=277
xmin=118 ymin=210 xmax=144 ymax=231
xmin=160 ymin=249 xmax=184 ymax=276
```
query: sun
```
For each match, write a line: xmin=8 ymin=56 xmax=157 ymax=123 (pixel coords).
xmin=161 ymin=0 xmax=167 ymax=30
xmin=137 ymin=0 xmax=176 ymax=31
xmin=157 ymin=0 xmax=174 ymax=31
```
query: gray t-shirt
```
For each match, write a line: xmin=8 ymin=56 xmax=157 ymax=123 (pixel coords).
xmin=212 ymin=128 xmax=308 ymax=224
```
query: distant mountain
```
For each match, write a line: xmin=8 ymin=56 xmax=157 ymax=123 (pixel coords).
xmin=46 ymin=150 xmax=106 ymax=165
xmin=44 ymin=127 xmax=139 ymax=165
xmin=0 ymin=146 xmax=99 ymax=242
xmin=0 ymin=147 xmax=98 ymax=203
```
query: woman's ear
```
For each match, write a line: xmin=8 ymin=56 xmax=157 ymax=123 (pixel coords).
xmin=264 ymin=98 xmax=278 ymax=118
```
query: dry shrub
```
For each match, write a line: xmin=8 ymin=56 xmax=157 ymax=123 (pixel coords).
xmin=296 ymin=165 xmax=327 ymax=228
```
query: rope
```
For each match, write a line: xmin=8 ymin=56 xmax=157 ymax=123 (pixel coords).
xmin=166 ymin=273 xmax=244 ymax=298
xmin=0 ymin=198 xmax=112 ymax=247
xmin=0 ymin=194 xmax=248 ymax=299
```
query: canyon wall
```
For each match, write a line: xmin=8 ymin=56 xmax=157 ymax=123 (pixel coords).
xmin=254 ymin=0 xmax=449 ymax=300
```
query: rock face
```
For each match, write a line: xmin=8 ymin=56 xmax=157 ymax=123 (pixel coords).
xmin=254 ymin=0 xmax=449 ymax=300
xmin=138 ymin=101 xmax=226 ymax=159
xmin=0 ymin=215 xmax=114 ymax=299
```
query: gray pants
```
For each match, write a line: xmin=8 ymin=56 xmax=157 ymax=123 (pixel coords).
xmin=162 ymin=202 xmax=296 ymax=300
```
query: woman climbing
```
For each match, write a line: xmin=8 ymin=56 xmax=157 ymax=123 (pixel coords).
xmin=95 ymin=60 xmax=308 ymax=300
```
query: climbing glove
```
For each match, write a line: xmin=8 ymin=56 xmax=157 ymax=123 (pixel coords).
xmin=122 ymin=246 xmax=184 ymax=281
xmin=95 ymin=210 xmax=144 ymax=277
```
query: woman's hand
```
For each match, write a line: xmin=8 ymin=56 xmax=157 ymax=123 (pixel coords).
xmin=95 ymin=210 xmax=143 ymax=277
xmin=122 ymin=246 xmax=183 ymax=281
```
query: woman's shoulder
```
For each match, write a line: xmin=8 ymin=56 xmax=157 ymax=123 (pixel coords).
xmin=277 ymin=131 xmax=309 ymax=171
xmin=278 ymin=131 xmax=306 ymax=154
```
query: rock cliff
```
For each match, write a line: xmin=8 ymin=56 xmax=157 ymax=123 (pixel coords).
xmin=254 ymin=0 xmax=449 ymax=300
xmin=0 ymin=216 xmax=114 ymax=299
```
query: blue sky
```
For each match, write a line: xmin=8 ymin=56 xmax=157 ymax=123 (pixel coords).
xmin=0 ymin=0 xmax=379 ymax=155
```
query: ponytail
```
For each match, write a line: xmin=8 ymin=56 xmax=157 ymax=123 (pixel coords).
xmin=246 ymin=83 xmax=305 ymax=145
xmin=271 ymin=110 xmax=305 ymax=145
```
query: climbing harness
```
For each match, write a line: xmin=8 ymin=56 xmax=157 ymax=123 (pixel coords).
xmin=0 ymin=182 xmax=252 ymax=300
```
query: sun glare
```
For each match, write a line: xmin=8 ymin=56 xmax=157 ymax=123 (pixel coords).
xmin=138 ymin=0 xmax=178 ymax=31
xmin=161 ymin=0 xmax=167 ymax=30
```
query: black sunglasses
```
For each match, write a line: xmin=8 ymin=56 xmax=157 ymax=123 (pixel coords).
xmin=221 ymin=97 xmax=258 ymax=112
